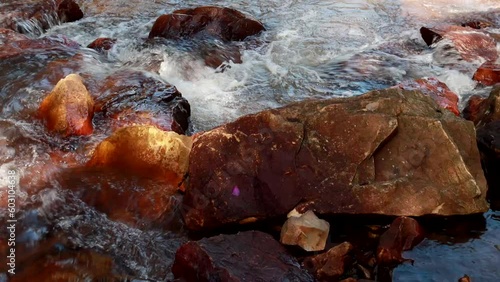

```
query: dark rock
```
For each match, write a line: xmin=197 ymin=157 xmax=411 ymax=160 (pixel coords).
xmin=473 ymin=61 xmax=500 ymax=86
xmin=183 ymin=88 xmax=488 ymax=230
xmin=376 ymin=216 xmax=424 ymax=265
xmin=203 ymin=45 xmax=242 ymax=69
xmin=171 ymin=231 xmax=314 ymax=282
xmin=94 ymin=70 xmax=191 ymax=134
xmin=463 ymin=95 xmax=487 ymax=124
xmin=476 ymin=121 xmax=500 ymax=202
xmin=149 ymin=6 xmax=265 ymax=42
xmin=0 ymin=0 xmax=83 ymax=33
xmin=395 ymin=77 xmax=459 ymax=115
xmin=464 ymin=87 xmax=500 ymax=126
xmin=303 ymin=242 xmax=354 ymax=281
xmin=87 ymin=37 xmax=117 ymax=52
xmin=420 ymin=25 xmax=497 ymax=62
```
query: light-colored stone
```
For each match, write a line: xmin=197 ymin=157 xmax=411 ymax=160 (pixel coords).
xmin=87 ymin=125 xmax=192 ymax=188
xmin=280 ymin=210 xmax=330 ymax=252
xmin=38 ymin=73 xmax=94 ymax=136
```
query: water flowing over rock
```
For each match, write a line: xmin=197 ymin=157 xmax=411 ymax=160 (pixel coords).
xmin=38 ymin=73 xmax=94 ymax=136
xmin=183 ymin=88 xmax=488 ymax=230
xmin=87 ymin=125 xmax=192 ymax=189
xmin=376 ymin=216 xmax=424 ymax=265
xmin=280 ymin=210 xmax=330 ymax=251
xmin=0 ymin=0 xmax=83 ymax=34
xmin=420 ymin=25 xmax=498 ymax=62
xmin=149 ymin=6 xmax=265 ymax=41
xmin=303 ymin=241 xmax=354 ymax=281
xmin=395 ymin=77 xmax=459 ymax=115
xmin=171 ymin=231 xmax=314 ymax=282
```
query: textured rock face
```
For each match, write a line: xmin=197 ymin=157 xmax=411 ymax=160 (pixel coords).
xmin=87 ymin=125 xmax=192 ymax=187
xmin=476 ymin=121 xmax=500 ymax=203
xmin=396 ymin=77 xmax=459 ymax=116
xmin=464 ymin=87 xmax=500 ymax=126
xmin=38 ymin=74 xmax=94 ymax=136
xmin=303 ymin=242 xmax=354 ymax=281
xmin=376 ymin=216 xmax=424 ymax=265
xmin=280 ymin=210 xmax=330 ymax=251
xmin=183 ymin=89 xmax=488 ymax=230
xmin=149 ymin=6 xmax=265 ymax=41
xmin=474 ymin=62 xmax=500 ymax=86
xmin=171 ymin=231 xmax=314 ymax=282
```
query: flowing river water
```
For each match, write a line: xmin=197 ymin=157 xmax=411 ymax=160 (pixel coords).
xmin=0 ymin=0 xmax=499 ymax=281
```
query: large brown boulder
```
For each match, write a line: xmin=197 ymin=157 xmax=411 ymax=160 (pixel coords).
xmin=183 ymin=88 xmax=488 ymax=230
xmin=38 ymin=74 xmax=94 ymax=136
xmin=171 ymin=231 xmax=314 ymax=282
xmin=149 ymin=6 xmax=265 ymax=42
xmin=0 ymin=0 xmax=83 ymax=33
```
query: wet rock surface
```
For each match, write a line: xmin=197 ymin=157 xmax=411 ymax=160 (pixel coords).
xmin=149 ymin=6 xmax=265 ymax=41
xmin=473 ymin=61 xmax=500 ymax=86
xmin=476 ymin=121 xmax=500 ymax=200
xmin=303 ymin=241 xmax=354 ymax=281
xmin=376 ymin=216 xmax=424 ymax=265
xmin=183 ymin=89 xmax=488 ymax=230
xmin=464 ymin=87 xmax=500 ymax=126
xmin=38 ymin=73 xmax=94 ymax=136
xmin=396 ymin=77 xmax=460 ymax=115
xmin=0 ymin=0 xmax=83 ymax=34
xmin=87 ymin=37 xmax=116 ymax=52
xmin=172 ymin=231 xmax=314 ymax=282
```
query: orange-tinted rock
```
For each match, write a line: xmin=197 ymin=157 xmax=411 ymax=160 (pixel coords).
xmin=87 ymin=125 xmax=192 ymax=187
xmin=10 ymin=249 xmax=126 ymax=282
xmin=303 ymin=242 xmax=354 ymax=281
xmin=38 ymin=74 xmax=94 ymax=136
xmin=280 ymin=210 xmax=330 ymax=251
xmin=87 ymin=37 xmax=116 ymax=52
xmin=0 ymin=0 xmax=83 ymax=33
xmin=473 ymin=61 xmax=500 ymax=86
xmin=420 ymin=25 xmax=498 ymax=62
xmin=463 ymin=95 xmax=487 ymax=124
xmin=172 ymin=231 xmax=314 ymax=282
xmin=376 ymin=216 xmax=424 ymax=265
xmin=149 ymin=6 xmax=265 ymax=42
xmin=459 ymin=275 xmax=472 ymax=282
xmin=183 ymin=89 xmax=487 ymax=231
xmin=94 ymin=70 xmax=190 ymax=134
xmin=396 ymin=77 xmax=460 ymax=116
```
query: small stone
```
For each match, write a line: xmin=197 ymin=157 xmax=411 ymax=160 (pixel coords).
xmin=459 ymin=274 xmax=472 ymax=282
xmin=38 ymin=74 xmax=94 ymax=136
xmin=280 ymin=210 xmax=330 ymax=251
xmin=87 ymin=37 xmax=116 ymax=52
xmin=303 ymin=242 xmax=353 ymax=281
xmin=377 ymin=216 xmax=424 ymax=265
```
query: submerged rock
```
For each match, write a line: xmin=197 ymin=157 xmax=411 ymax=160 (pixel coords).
xmin=396 ymin=77 xmax=459 ymax=115
xmin=149 ymin=6 xmax=265 ymax=41
xmin=303 ymin=242 xmax=354 ymax=281
xmin=38 ymin=74 xmax=94 ymax=136
xmin=183 ymin=88 xmax=488 ymax=230
xmin=87 ymin=37 xmax=116 ymax=52
xmin=0 ymin=0 xmax=83 ymax=34
xmin=87 ymin=125 xmax=192 ymax=188
xmin=376 ymin=216 xmax=424 ymax=265
xmin=474 ymin=61 xmax=500 ymax=86
xmin=280 ymin=210 xmax=330 ymax=251
xmin=172 ymin=231 xmax=314 ymax=282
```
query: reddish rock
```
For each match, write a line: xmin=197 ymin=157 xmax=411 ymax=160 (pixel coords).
xmin=0 ymin=0 xmax=83 ymax=33
xmin=473 ymin=61 xmax=500 ymax=86
xmin=459 ymin=274 xmax=472 ymax=282
xmin=396 ymin=77 xmax=460 ymax=116
xmin=0 ymin=34 xmax=80 ymax=60
xmin=94 ymin=70 xmax=190 ymax=134
xmin=463 ymin=87 xmax=500 ymax=126
xmin=87 ymin=37 xmax=117 ymax=52
xmin=183 ymin=89 xmax=488 ymax=230
xmin=149 ymin=6 xmax=265 ymax=42
xmin=303 ymin=242 xmax=354 ymax=281
xmin=420 ymin=25 xmax=498 ymax=62
xmin=377 ymin=216 xmax=424 ymax=265
xmin=172 ymin=231 xmax=314 ymax=282
xmin=463 ymin=95 xmax=487 ymax=124
xmin=38 ymin=74 xmax=94 ymax=136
